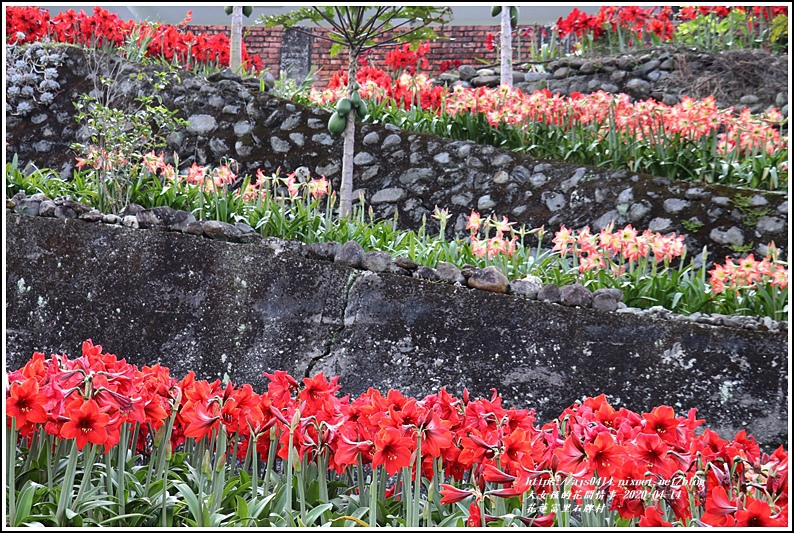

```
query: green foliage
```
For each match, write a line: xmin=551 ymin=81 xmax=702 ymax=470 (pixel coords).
xmin=680 ymin=219 xmax=705 ymax=232
xmin=674 ymin=9 xmax=788 ymax=52
xmin=69 ymin=70 xmax=187 ymax=213
xmin=728 ymin=242 xmax=754 ymax=254
xmin=258 ymin=6 xmax=453 ymax=55
xmin=8 ymin=158 xmax=787 ymax=321
xmin=730 ymin=195 xmax=771 ymax=226
xmin=769 ymin=14 xmax=788 ymax=51
xmin=359 ymin=97 xmax=787 ymax=192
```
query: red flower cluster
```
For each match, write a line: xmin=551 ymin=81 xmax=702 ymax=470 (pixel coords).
xmin=5 ymin=6 xmax=263 ymax=73
xmin=557 ymin=5 xmax=788 ymax=44
xmin=7 ymin=340 xmax=178 ymax=452
xmin=708 ymin=245 xmax=788 ymax=294
xmin=557 ymin=6 xmax=677 ymax=43
xmin=8 ymin=346 xmax=789 ymax=526
xmin=5 ymin=6 xmax=51 ymax=43
xmin=438 ymin=59 xmax=462 ymax=74
xmin=383 ymin=41 xmax=430 ymax=74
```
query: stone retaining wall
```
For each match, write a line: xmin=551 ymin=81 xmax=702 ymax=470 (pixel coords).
xmin=6 ymin=212 xmax=788 ymax=449
xmin=6 ymin=45 xmax=788 ymax=266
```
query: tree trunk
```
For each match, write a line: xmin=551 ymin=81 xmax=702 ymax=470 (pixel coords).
xmin=338 ymin=53 xmax=358 ymax=219
xmin=500 ymin=6 xmax=512 ymax=87
xmin=230 ymin=7 xmax=243 ymax=73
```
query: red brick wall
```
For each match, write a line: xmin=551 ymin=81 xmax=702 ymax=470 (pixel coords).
xmin=191 ymin=24 xmax=552 ymax=83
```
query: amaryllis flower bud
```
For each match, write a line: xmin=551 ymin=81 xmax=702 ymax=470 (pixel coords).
xmin=439 ymin=483 xmax=475 ymax=505
xmin=215 ymin=451 xmax=227 ymax=473
xmin=201 ymin=449 xmax=212 ymax=476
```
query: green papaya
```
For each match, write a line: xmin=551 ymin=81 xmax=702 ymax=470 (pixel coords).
xmin=510 ymin=6 xmax=518 ymax=27
xmin=328 ymin=112 xmax=347 ymax=136
xmin=352 ymin=81 xmax=360 ymax=91
xmin=242 ymin=6 xmax=253 ymax=17
xmin=491 ymin=6 xmax=502 ymax=17
xmin=336 ymin=98 xmax=352 ymax=116
xmin=355 ymin=99 xmax=368 ymax=120
xmin=350 ymin=91 xmax=362 ymax=108
xmin=225 ymin=6 xmax=233 ymax=15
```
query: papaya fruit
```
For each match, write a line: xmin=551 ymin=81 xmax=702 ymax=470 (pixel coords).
xmin=336 ymin=98 xmax=352 ymax=116
xmin=242 ymin=6 xmax=253 ymax=17
xmin=350 ymin=90 xmax=362 ymax=108
xmin=328 ymin=112 xmax=347 ymax=136
xmin=491 ymin=6 xmax=502 ymax=17
xmin=355 ymin=99 xmax=368 ymax=120
xmin=225 ymin=6 xmax=233 ymax=15
xmin=352 ymin=81 xmax=360 ymax=91
xmin=510 ymin=6 xmax=519 ymax=27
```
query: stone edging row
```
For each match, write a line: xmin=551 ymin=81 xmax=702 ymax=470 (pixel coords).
xmin=8 ymin=192 xmax=787 ymax=335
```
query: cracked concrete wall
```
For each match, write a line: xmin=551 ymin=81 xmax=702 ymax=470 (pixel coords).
xmin=5 ymin=212 xmax=789 ymax=449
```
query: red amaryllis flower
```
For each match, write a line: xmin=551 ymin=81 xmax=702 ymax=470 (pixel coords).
xmin=263 ymin=370 xmax=299 ymax=406
xmin=700 ymin=485 xmax=737 ymax=526
xmin=6 ymin=377 xmax=48 ymax=428
xmin=638 ymin=505 xmax=673 ymax=526
xmin=554 ymin=433 xmax=589 ymax=476
xmin=299 ymin=372 xmax=341 ymax=414
xmin=372 ymin=426 xmax=412 ymax=475
xmin=333 ymin=430 xmax=374 ymax=473
xmin=415 ymin=409 xmax=453 ymax=458
xmin=585 ymin=432 xmax=625 ymax=480
xmin=182 ymin=401 xmax=222 ymax=440
xmin=485 ymin=33 xmax=495 ymax=51
xmin=641 ymin=405 xmax=679 ymax=445
xmin=632 ymin=432 xmax=675 ymax=476
xmin=735 ymin=497 xmax=785 ymax=527
xmin=60 ymin=397 xmax=110 ymax=450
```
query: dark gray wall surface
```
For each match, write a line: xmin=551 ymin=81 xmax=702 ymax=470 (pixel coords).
xmin=5 ymin=212 xmax=788 ymax=449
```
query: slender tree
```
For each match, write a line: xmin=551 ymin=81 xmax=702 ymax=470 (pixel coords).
xmin=259 ymin=7 xmax=452 ymax=219
xmin=500 ymin=6 xmax=512 ymax=87
xmin=492 ymin=6 xmax=519 ymax=87
xmin=225 ymin=6 xmax=253 ymax=73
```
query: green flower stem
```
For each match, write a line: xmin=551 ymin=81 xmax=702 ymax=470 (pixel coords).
xmin=412 ymin=435 xmax=422 ymax=528
xmin=248 ymin=433 xmax=259 ymax=500
xmin=116 ymin=424 xmax=128 ymax=516
xmin=317 ymin=451 xmax=329 ymax=525
xmin=46 ymin=432 xmax=55 ymax=500
xmin=161 ymin=449 xmax=171 ymax=527
xmin=209 ymin=427 xmax=227 ymax=516
xmin=7 ymin=418 xmax=18 ymax=527
xmin=230 ymin=429 xmax=240 ymax=475
xmin=296 ymin=456 xmax=307 ymax=524
xmin=156 ymin=399 xmax=180 ymax=525
xmin=263 ymin=428 xmax=278 ymax=499
xmin=74 ymin=442 xmax=98 ymax=505
xmin=356 ymin=455 xmax=366 ymax=504
xmin=493 ymin=456 xmax=506 ymax=518
xmin=103 ymin=448 xmax=113 ymax=503
xmin=402 ymin=466 xmax=412 ymax=525
xmin=284 ymin=414 xmax=299 ymax=516
xmin=193 ymin=437 xmax=206 ymax=478
xmin=21 ymin=425 xmax=38 ymax=475
xmin=55 ymin=440 xmax=80 ymax=526
xmin=368 ymin=465 xmax=380 ymax=527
